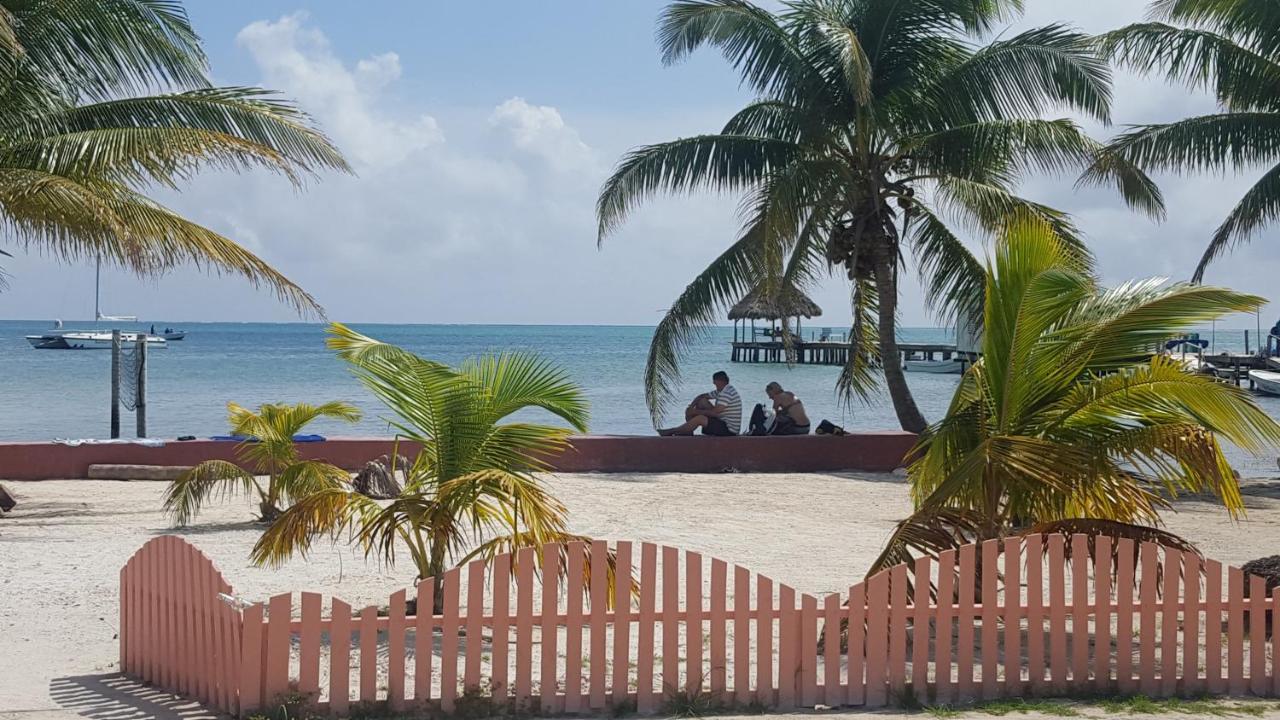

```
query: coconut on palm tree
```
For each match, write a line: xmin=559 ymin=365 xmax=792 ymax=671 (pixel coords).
xmin=163 ymin=400 xmax=362 ymax=524
xmin=597 ymin=0 xmax=1162 ymax=432
xmin=1100 ymin=0 xmax=1280 ymax=281
xmin=0 ymin=0 xmax=348 ymax=313
xmin=251 ymin=324 xmax=597 ymax=611
xmin=870 ymin=216 xmax=1280 ymax=576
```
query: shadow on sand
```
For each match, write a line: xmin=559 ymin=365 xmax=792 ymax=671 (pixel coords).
xmin=48 ymin=674 xmax=218 ymax=720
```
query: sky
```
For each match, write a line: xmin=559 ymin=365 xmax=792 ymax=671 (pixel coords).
xmin=3 ymin=0 xmax=1278 ymax=328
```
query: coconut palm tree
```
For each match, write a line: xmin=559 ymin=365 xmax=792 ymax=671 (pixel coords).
xmin=0 ymin=0 xmax=349 ymax=313
xmin=597 ymin=0 xmax=1162 ymax=433
xmin=163 ymin=400 xmax=361 ymax=524
xmin=1100 ymin=0 xmax=1280 ymax=282
xmin=870 ymin=217 xmax=1280 ymax=576
xmin=251 ymin=323 xmax=596 ymax=611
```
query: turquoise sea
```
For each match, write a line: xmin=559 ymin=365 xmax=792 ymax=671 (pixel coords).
xmin=3 ymin=320 xmax=1278 ymax=475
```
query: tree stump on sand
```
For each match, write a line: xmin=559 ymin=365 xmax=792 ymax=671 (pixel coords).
xmin=0 ymin=483 xmax=16 ymax=513
xmin=1243 ymin=555 xmax=1280 ymax=636
xmin=353 ymin=454 xmax=408 ymax=499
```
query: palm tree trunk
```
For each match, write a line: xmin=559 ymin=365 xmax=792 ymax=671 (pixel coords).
xmin=874 ymin=250 xmax=928 ymax=434
xmin=429 ymin=541 xmax=448 ymax=615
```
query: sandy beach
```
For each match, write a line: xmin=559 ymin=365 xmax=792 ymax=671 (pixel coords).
xmin=6 ymin=472 xmax=1280 ymax=720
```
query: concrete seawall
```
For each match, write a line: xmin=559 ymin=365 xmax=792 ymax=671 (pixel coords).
xmin=0 ymin=432 xmax=917 ymax=480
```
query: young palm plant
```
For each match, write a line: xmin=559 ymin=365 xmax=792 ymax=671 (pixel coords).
xmin=0 ymin=1 xmax=349 ymax=313
xmin=870 ymin=217 xmax=1280 ymax=577
xmin=163 ymin=401 xmax=361 ymax=524
xmin=1101 ymin=0 xmax=1280 ymax=281
xmin=251 ymin=324 xmax=595 ymax=611
xmin=597 ymin=0 xmax=1161 ymax=432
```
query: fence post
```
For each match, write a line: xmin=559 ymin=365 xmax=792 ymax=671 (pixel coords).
xmin=110 ymin=329 xmax=121 ymax=438
xmin=135 ymin=335 xmax=147 ymax=437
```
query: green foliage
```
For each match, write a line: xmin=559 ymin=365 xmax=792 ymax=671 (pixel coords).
xmin=598 ymin=0 xmax=1159 ymax=430
xmin=975 ymin=697 xmax=1080 ymax=716
xmin=0 ymin=1 xmax=349 ymax=313
xmin=162 ymin=400 xmax=360 ymax=525
xmin=1100 ymin=0 xmax=1280 ymax=280
xmin=872 ymin=218 xmax=1280 ymax=574
xmin=252 ymin=324 xmax=599 ymax=609
xmin=661 ymin=679 xmax=722 ymax=718
xmin=1097 ymin=694 xmax=1272 ymax=716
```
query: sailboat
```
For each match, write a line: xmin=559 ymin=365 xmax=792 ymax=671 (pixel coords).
xmin=25 ymin=258 xmax=169 ymax=350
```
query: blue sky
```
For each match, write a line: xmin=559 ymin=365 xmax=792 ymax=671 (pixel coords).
xmin=4 ymin=0 xmax=1278 ymax=327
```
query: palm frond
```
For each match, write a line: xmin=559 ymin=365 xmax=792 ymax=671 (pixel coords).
xmin=460 ymin=352 xmax=589 ymax=432
xmin=1101 ymin=23 xmax=1280 ymax=111
xmin=250 ymin=487 xmax=386 ymax=568
xmin=657 ymin=0 xmax=817 ymax=102
xmin=920 ymin=25 xmax=1112 ymax=126
xmin=907 ymin=204 xmax=986 ymax=328
xmin=1105 ymin=113 xmax=1280 ymax=174
xmin=643 ymin=229 xmax=765 ymax=426
xmin=163 ymin=459 xmax=258 ymax=526
xmin=8 ymin=0 xmax=209 ymax=100
xmin=596 ymin=134 xmax=798 ymax=242
xmin=1194 ymin=161 xmax=1280 ymax=280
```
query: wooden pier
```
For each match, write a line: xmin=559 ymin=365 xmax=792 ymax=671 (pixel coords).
xmin=730 ymin=340 xmax=966 ymax=366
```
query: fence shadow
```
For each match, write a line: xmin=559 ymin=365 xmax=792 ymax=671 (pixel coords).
xmin=49 ymin=673 xmax=219 ymax=720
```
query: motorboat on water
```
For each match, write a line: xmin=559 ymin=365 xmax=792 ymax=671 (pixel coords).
xmin=904 ymin=358 xmax=967 ymax=374
xmin=1249 ymin=370 xmax=1280 ymax=396
xmin=26 ymin=329 xmax=167 ymax=350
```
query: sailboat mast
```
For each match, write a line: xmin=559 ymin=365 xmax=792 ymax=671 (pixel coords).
xmin=94 ymin=256 xmax=100 ymax=322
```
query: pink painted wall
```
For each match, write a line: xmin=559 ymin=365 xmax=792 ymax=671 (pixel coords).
xmin=0 ymin=432 xmax=916 ymax=481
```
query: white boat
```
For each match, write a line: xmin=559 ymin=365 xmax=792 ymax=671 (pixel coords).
xmin=1249 ymin=370 xmax=1280 ymax=396
xmin=161 ymin=330 xmax=186 ymax=341
xmin=1169 ymin=353 xmax=1214 ymax=374
xmin=24 ymin=257 xmax=170 ymax=350
xmin=26 ymin=330 xmax=166 ymax=350
xmin=904 ymin=358 xmax=967 ymax=374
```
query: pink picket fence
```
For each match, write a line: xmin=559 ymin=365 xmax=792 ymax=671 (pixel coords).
xmin=121 ymin=533 xmax=1280 ymax=717
xmin=119 ymin=535 xmax=245 ymax=715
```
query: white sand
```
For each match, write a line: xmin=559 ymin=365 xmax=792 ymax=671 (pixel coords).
xmin=4 ymin=473 xmax=1280 ymax=720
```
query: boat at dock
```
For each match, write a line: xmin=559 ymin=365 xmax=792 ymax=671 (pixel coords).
xmin=904 ymin=357 xmax=968 ymax=374
xmin=26 ymin=330 xmax=166 ymax=350
xmin=1249 ymin=370 xmax=1280 ymax=396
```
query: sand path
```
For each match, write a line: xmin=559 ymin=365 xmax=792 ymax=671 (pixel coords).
xmin=3 ymin=473 xmax=1280 ymax=719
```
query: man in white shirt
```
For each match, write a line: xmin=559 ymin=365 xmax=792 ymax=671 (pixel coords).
xmin=658 ymin=370 xmax=742 ymax=436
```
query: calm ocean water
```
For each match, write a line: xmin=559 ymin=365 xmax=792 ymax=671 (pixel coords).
xmin=4 ymin=320 xmax=1278 ymax=475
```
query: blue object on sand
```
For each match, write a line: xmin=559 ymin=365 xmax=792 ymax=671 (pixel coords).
xmin=209 ymin=434 xmax=327 ymax=443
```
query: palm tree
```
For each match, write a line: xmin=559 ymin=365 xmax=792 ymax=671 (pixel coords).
xmin=163 ymin=400 xmax=361 ymax=524
xmin=870 ymin=216 xmax=1280 ymax=576
xmin=597 ymin=0 xmax=1161 ymax=433
xmin=251 ymin=323 xmax=596 ymax=611
xmin=0 ymin=1 xmax=349 ymax=314
xmin=1100 ymin=0 xmax=1280 ymax=282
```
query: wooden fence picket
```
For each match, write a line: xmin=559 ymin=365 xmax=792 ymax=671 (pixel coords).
xmin=388 ymin=589 xmax=407 ymax=711
xmin=981 ymin=539 xmax=999 ymax=700
xmin=329 ymin=598 xmax=350 ymax=716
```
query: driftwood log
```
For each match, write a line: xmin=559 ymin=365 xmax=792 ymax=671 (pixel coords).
xmin=353 ymin=454 xmax=409 ymax=499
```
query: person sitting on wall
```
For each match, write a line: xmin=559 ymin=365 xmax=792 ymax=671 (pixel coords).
xmin=658 ymin=370 xmax=741 ymax=436
xmin=764 ymin=381 xmax=811 ymax=435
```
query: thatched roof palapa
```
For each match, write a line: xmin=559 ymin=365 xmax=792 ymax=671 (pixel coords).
xmin=727 ymin=283 xmax=823 ymax=320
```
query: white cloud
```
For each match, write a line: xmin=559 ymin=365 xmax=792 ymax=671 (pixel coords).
xmin=489 ymin=97 xmax=597 ymax=173
xmin=236 ymin=13 xmax=443 ymax=169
